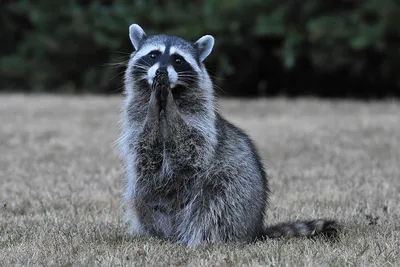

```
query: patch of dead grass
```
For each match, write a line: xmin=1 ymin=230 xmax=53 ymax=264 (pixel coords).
xmin=1 ymin=95 xmax=399 ymax=266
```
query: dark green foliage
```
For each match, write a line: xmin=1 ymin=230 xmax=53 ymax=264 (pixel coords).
xmin=1 ymin=0 xmax=400 ymax=96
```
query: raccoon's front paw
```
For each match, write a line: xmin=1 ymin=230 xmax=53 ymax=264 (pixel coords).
xmin=153 ymin=73 xmax=170 ymax=111
xmin=155 ymin=83 xmax=162 ymax=110
xmin=160 ymin=83 xmax=169 ymax=110
xmin=148 ymin=83 xmax=161 ymax=116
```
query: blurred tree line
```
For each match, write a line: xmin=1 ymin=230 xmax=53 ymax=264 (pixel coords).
xmin=1 ymin=0 xmax=400 ymax=97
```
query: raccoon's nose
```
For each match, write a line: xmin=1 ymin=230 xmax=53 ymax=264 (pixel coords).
xmin=156 ymin=67 xmax=168 ymax=76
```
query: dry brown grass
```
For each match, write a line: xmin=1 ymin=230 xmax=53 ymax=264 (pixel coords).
xmin=0 ymin=94 xmax=399 ymax=267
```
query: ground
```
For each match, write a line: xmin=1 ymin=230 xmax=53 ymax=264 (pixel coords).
xmin=0 ymin=95 xmax=399 ymax=266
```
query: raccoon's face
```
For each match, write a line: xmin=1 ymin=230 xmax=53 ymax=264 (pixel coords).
xmin=126 ymin=24 xmax=214 ymax=95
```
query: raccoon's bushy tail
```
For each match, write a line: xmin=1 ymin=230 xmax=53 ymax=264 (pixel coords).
xmin=262 ymin=219 xmax=341 ymax=239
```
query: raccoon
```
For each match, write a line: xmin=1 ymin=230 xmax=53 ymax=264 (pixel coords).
xmin=119 ymin=24 xmax=340 ymax=247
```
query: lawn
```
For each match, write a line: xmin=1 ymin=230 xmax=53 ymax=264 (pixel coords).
xmin=0 ymin=95 xmax=399 ymax=266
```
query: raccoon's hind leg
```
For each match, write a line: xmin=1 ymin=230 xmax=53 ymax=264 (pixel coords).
xmin=262 ymin=219 xmax=341 ymax=239
xmin=175 ymin=172 xmax=265 ymax=247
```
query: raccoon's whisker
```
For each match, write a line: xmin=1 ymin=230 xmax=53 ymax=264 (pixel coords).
xmin=203 ymin=68 xmax=224 ymax=81
xmin=109 ymin=70 xmax=127 ymax=82
xmin=178 ymin=78 xmax=197 ymax=82
xmin=106 ymin=50 xmax=132 ymax=55
xmin=133 ymin=65 xmax=150 ymax=70
xmin=178 ymin=74 xmax=197 ymax=78
xmin=133 ymin=68 xmax=149 ymax=73
xmin=132 ymin=68 xmax=150 ymax=73
xmin=213 ymin=84 xmax=228 ymax=95
xmin=178 ymin=75 xmax=198 ymax=80
xmin=134 ymin=62 xmax=151 ymax=67
xmin=178 ymin=72 xmax=198 ymax=76
xmin=101 ymin=57 xmax=130 ymax=68
xmin=112 ymin=55 xmax=131 ymax=60
xmin=133 ymin=63 xmax=151 ymax=69
xmin=101 ymin=61 xmax=129 ymax=68
xmin=177 ymin=70 xmax=197 ymax=73
xmin=102 ymin=53 xmax=131 ymax=68
xmin=130 ymin=75 xmax=147 ymax=83
xmin=178 ymin=74 xmax=198 ymax=77
xmin=109 ymin=84 xmax=125 ymax=93
xmin=177 ymin=72 xmax=198 ymax=76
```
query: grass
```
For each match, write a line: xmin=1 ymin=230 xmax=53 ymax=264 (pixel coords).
xmin=0 ymin=94 xmax=399 ymax=266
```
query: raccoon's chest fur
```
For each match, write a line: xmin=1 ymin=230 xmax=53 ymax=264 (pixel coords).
xmin=136 ymin=156 xmax=196 ymax=208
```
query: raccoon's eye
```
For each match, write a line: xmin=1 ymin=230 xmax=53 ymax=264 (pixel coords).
xmin=174 ymin=58 xmax=182 ymax=65
xmin=148 ymin=52 xmax=158 ymax=60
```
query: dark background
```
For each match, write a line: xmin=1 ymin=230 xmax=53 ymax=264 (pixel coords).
xmin=1 ymin=0 xmax=400 ymax=98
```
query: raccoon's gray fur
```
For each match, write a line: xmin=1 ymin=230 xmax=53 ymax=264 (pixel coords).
xmin=119 ymin=24 xmax=340 ymax=247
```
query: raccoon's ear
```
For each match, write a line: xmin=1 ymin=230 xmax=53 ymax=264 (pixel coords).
xmin=194 ymin=35 xmax=214 ymax=62
xmin=129 ymin=24 xmax=146 ymax=50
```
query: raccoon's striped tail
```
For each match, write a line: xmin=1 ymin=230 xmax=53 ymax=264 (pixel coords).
xmin=262 ymin=219 xmax=341 ymax=239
